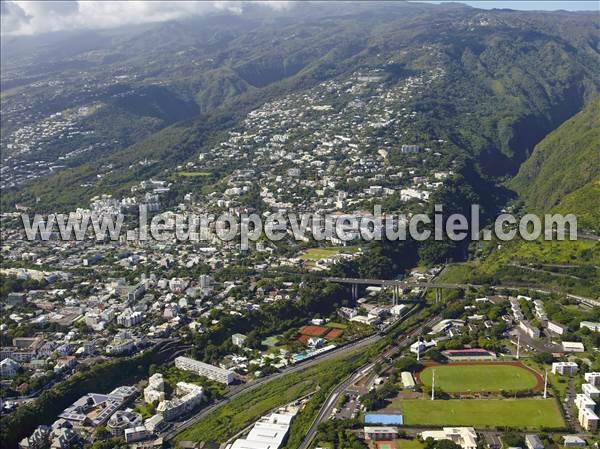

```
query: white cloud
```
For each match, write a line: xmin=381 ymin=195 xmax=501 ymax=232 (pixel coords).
xmin=0 ymin=1 xmax=291 ymax=36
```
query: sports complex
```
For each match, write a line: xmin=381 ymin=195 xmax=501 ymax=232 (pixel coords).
xmin=416 ymin=361 xmax=544 ymax=393
xmin=386 ymin=361 xmax=565 ymax=429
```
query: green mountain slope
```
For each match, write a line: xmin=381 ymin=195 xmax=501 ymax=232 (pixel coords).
xmin=2 ymin=4 xmax=599 ymax=212
xmin=510 ymin=98 xmax=600 ymax=212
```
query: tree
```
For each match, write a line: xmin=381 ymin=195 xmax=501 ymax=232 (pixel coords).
xmin=424 ymin=438 xmax=462 ymax=449
xmin=533 ymin=352 xmax=554 ymax=365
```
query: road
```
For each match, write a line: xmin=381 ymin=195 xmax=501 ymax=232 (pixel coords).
xmin=297 ymin=314 xmax=442 ymax=449
xmin=326 ymin=277 xmax=600 ymax=307
xmin=163 ymin=329 xmax=384 ymax=440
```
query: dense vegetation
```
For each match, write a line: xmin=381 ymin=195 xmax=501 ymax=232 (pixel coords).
xmin=2 ymin=3 xmax=599 ymax=213
xmin=511 ymin=98 xmax=600 ymax=220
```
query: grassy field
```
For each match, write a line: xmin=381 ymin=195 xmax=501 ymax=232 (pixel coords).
xmin=178 ymin=171 xmax=211 ymax=177
xmin=419 ymin=364 xmax=539 ymax=393
xmin=396 ymin=399 xmax=564 ymax=428
xmin=300 ymin=246 xmax=360 ymax=260
xmin=395 ymin=439 xmax=425 ymax=449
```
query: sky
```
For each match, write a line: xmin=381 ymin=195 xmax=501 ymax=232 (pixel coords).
xmin=1 ymin=1 xmax=598 ymax=36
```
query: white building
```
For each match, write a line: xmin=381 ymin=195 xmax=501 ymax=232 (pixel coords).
xmin=583 ymin=383 xmax=600 ymax=399
xmin=232 ymin=333 xmax=247 ymax=347
xmin=144 ymin=373 xmax=165 ymax=403
xmin=585 ymin=372 xmax=600 ymax=386
xmin=364 ymin=427 xmax=399 ymax=441
xmin=124 ymin=426 xmax=150 ymax=443
xmin=525 ymin=434 xmax=544 ymax=449
xmin=401 ymin=371 xmax=416 ymax=390
xmin=547 ymin=321 xmax=566 ymax=335
xmin=580 ymin=321 xmax=600 ymax=332
xmin=175 ymin=356 xmax=234 ymax=384
xmin=579 ymin=407 xmax=599 ymax=431
xmin=117 ymin=309 xmax=144 ymax=328
xmin=519 ymin=321 xmax=540 ymax=339
xmin=229 ymin=409 xmax=297 ymax=449
xmin=420 ymin=428 xmax=478 ymax=449
xmin=157 ymin=382 xmax=203 ymax=421
xmin=0 ymin=358 xmax=20 ymax=378
xmin=551 ymin=362 xmax=578 ymax=376
xmin=562 ymin=341 xmax=585 ymax=353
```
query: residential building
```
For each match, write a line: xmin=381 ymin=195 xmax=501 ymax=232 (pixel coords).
xmin=124 ymin=426 xmax=150 ymax=443
xmin=175 ymin=356 xmax=234 ymax=384
xmin=582 ymin=383 xmax=600 ymax=399
xmin=18 ymin=425 xmax=50 ymax=449
xmin=547 ymin=321 xmax=566 ymax=335
xmin=144 ymin=373 xmax=165 ymax=403
xmin=232 ymin=333 xmax=247 ymax=347
xmin=519 ymin=321 xmax=540 ymax=339
xmin=1 ymin=358 xmax=20 ymax=378
xmin=144 ymin=414 xmax=167 ymax=433
xmin=551 ymin=362 xmax=578 ymax=376
xmin=585 ymin=372 xmax=600 ymax=386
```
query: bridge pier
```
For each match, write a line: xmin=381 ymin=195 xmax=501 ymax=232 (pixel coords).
xmin=435 ymin=288 xmax=442 ymax=303
xmin=352 ymin=283 xmax=358 ymax=300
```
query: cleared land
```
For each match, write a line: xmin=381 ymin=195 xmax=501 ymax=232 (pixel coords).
xmin=300 ymin=246 xmax=360 ymax=260
xmin=178 ymin=171 xmax=211 ymax=177
xmin=397 ymin=399 xmax=564 ymax=428
xmin=418 ymin=363 xmax=540 ymax=393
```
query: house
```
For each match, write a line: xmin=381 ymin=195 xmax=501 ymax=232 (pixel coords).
xmin=551 ymin=362 xmax=578 ymax=376
xmin=0 ymin=358 xmax=20 ymax=378
xmin=364 ymin=426 xmax=399 ymax=441
xmin=232 ymin=333 xmax=247 ymax=347
xmin=420 ymin=428 xmax=477 ymax=449
xmin=525 ymin=435 xmax=544 ymax=449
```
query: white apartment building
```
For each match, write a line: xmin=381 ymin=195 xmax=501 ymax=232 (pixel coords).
xmin=117 ymin=309 xmax=143 ymax=328
xmin=551 ymin=362 xmax=578 ymax=376
xmin=144 ymin=373 xmax=165 ymax=403
xmin=175 ymin=356 xmax=234 ymax=384
xmin=585 ymin=372 xmax=600 ymax=386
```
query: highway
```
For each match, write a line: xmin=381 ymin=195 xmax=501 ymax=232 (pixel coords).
xmin=163 ymin=329 xmax=384 ymax=440
xmin=325 ymin=277 xmax=600 ymax=307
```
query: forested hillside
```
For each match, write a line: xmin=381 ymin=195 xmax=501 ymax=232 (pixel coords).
xmin=2 ymin=3 xmax=599 ymax=212
xmin=511 ymin=98 xmax=600 ymax=221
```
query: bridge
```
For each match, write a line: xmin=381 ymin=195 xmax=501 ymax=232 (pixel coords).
xmin=324 ymin=277 xmax=482 ymax=303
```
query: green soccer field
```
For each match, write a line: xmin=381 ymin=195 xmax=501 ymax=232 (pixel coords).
xmin=419 ymin=364 xmax=539 ymax=392
xmin=398 ymin=399 xmax=564 ymax=428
